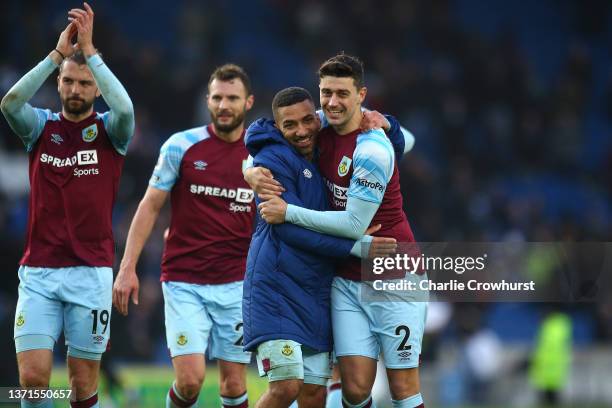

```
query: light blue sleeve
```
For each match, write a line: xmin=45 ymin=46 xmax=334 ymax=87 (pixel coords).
xmin=402 ymin=126 xmax=415 ymax=153
xmin=243 ymin=155 xmax=254 ymax=173
xmin=283 ymin=129 xmax=394 ymax=240
xmin=348 ymin=129 xmax=395 ymax=203
xmin=316 ymin=109 xmax=329 ymax=129
xmin=285 ymin=195 xmax=380 ymax=240
xmin=148 ymin=134 xmax=189 ymax=191
xmin=87 ymin=54 xmax=134 ymax=155
xmin=0 ymin=57 xmax=58 ymax=151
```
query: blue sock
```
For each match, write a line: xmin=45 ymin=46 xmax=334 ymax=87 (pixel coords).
xmin=21 ymin=399 xmax=53 ymax=408
xmin=391 ymin=393 xmax=423 ymax=408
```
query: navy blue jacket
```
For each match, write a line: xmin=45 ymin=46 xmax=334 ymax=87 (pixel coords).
xmin=242 ymin=119 xmax=355 ymax=352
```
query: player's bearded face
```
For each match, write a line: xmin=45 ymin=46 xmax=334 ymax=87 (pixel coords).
xmin=61 ymin=93 xmax=95 ymax=115
xmin=58 ymin=61 xmax=99 ymax=116
xmin=210 ymin=106 xmax=246 ymax=133
xmin=208 ymin=79 xmax=252 ymax=133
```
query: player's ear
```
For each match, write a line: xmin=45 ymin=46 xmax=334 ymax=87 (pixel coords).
xmin=57 ymin=75 xmax=61 ymax=92
xmin=358 ymin=87 xmax=367 ymax=104
xmin=245 ymin=94 xmax=255 ymax=111
xmin=95 ymin=87 xmax=101 ymax=98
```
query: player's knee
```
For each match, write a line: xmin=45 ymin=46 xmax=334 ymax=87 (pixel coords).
xmin=19 ymin=367 xmax=49 ymax=388
xmin=270 ymin=380 xmax=302 ymax=403
xmin=69 ymin=373 xmax=97 ymax=397
xmin=176 ymin=373 xmax=204 ymax=399
xmin=342 ymin=380 xmax=371 ymax=404
xmin=220 ymin=374 xmax=246 ymax=396
xmin=388 ymin=370 xmax=419 ymax=400
xmin=298 ymin=385 xmax=326 ymax=408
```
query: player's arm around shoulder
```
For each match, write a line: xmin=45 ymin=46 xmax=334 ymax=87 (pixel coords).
xmin=243 ymin=154 xmax=285 ymax=201
xmin=361 ymin=110 xmax=415 ymax=158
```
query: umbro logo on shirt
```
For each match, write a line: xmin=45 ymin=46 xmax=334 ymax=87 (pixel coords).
xmin=194 ymin=160 xmax=208 ymax=171
xmin=51 ymin=133 xmax=64 ymax=145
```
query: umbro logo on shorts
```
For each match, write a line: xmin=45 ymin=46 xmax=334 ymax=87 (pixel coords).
xmin=398 ymin=351 xmax=412 ymax=359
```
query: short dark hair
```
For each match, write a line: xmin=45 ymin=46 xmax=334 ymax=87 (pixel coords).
xmin=208 ymin=63 xmax=252 ymax=96
xmin=318 ymin=53 xmax=365 ymax=89
xmin=271 ymin=87 xmax=314 ymax=120
xmin=59 ymin=50 xmax=102 ymax=73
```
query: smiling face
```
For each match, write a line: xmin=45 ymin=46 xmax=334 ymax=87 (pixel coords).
xmin=57 ymin=60 xmax=100 ymax=117
xmin=319 ymin=75 xmax=366 ymax=133
xmin=207 ymin=78 xmax=254 ymax=134
xmin=275 ymin=99 xmax=320 ymax=160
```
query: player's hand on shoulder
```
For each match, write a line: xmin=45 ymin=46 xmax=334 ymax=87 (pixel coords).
xmin=112 ymin=266 xmax=139 ymax=316
xmin=258 ymin=196 xmax=287 ymax=224
xmin=360 ymin=110 xmax=390 ymax=132
xmin=244 ymin=166 xmax=285 ymax=201
xmin=68 ymin=2 xmax=96 ymax=56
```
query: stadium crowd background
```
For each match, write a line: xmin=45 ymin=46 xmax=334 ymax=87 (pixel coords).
xmin=0 ymin=0 xmax=611 ymax=406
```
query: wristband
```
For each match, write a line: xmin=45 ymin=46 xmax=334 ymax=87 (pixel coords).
xmin=54 ymin=48 xmax=66 ymax=60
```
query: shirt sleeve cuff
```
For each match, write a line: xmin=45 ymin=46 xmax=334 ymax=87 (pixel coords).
xmin=285 ymin=204 xmax=298 ymax=223
xmin=350 ymin=235 xmax=373 ymax=258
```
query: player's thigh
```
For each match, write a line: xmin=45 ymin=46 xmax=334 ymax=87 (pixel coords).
xmin=17 ymin=349 xmax=54 ymax=386
xmin=207 ymin=281 xmax=251 ymax=363
xmin=62 ymin=267 xmax=113 ymax=355
xmin=331 ymin=278 xmax=379 ymax=359
xmin=162 ymin=281 xmax=212 ymax=357
xmin=372 ymin=300 xmax=427 ymax=369
xmin=256 ymin=340 xmax=304 ymax=383
xmin=14 ymin=266 xmax=63 ymax=347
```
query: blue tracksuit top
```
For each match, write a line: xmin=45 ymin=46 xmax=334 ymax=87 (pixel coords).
xmin=242 ymin=118 xmax=355 ymax=352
